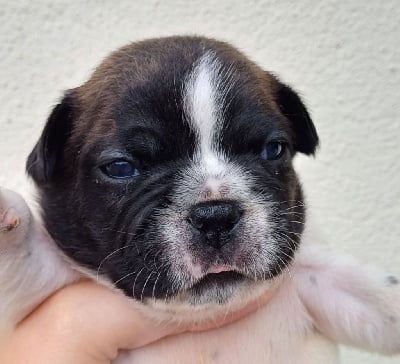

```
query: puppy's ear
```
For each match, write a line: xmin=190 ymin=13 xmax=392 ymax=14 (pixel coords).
xmin=26 ymin=91 xmax=77 ymax=184
xmin=276 ymin=81 xmax=319 ymax=155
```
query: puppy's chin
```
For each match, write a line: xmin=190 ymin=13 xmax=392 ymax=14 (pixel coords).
xmin=141 ymin=276 xmax=281 ymax=323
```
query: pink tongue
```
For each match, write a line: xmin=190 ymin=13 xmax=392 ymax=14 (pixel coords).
xmin=207 ymin=265 xmax=234 ymax=274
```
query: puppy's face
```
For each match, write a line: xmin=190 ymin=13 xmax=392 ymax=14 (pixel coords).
xmin=27 ymin=37 xmax=318 ymax=311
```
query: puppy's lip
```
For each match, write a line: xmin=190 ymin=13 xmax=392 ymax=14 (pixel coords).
xmin=206 ymin=264 xmax=236 ymax=274
xmin=189 ymin=270 xmax=247 ymax=294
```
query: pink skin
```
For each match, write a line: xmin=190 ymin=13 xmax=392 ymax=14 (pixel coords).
xmin=0 ymin=206 xmax=20 ymax=233
xmin=0 ymin=190 xmax=26 ymax=234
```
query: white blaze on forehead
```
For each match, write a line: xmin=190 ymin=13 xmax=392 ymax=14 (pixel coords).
xmin=183 ymin=52 xmax=234 ymax=178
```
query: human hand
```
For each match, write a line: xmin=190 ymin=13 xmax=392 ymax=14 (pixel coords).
xmin=0 ymin=280 xmax=273 ymax=364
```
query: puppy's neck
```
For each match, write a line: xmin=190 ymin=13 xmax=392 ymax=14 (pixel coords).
xmin=135 ymin=277 xmax=283 ymax=324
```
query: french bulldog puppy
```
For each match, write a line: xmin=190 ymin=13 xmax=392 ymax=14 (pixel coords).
xmin=1 ymin=36 xmax=399 ymax=363
xmin=1 ymin=187 xmax=399 ymax=363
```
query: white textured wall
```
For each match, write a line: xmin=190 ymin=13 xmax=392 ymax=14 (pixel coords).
xmin=0 ymin=1 xmax=399 ymax=362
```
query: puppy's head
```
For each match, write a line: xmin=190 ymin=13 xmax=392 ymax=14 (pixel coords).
xmin=27 ymin=36 xmax=318 ymax=315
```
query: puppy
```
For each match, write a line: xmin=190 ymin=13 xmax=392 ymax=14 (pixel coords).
xmin=1 ymin=36 xmax=399 ymax=363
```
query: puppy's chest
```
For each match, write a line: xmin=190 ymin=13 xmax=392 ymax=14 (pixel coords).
xmin=114 ymin=299 xmax=339 ymax=364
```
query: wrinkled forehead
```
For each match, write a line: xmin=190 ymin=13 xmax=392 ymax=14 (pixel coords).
xmin=81 ymin=51 xmax=291 ymax=163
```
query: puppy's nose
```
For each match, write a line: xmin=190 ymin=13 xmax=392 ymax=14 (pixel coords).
xmin=187 ymin=201 xmax=242 ymax=248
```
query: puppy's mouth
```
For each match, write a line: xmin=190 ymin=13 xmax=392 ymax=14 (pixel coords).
xmin=189 ymin=271 xmax=247 ymax=295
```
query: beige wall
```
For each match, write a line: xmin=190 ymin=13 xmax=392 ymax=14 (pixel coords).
xmin=0 ymin=1 xmax=399 ymax=362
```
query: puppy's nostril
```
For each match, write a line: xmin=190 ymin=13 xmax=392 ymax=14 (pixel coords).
xmin=187 ymin=201 xmax=242 ymax=248
xmin=229 ymin=208 xmax=242 ymax=225
xmin=186 ymin=216 xmax=203 ymax=230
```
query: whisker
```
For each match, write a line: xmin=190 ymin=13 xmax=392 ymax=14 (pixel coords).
xmin=152 ymin=249 xmax=164 ymax=270
xmin=152 ymin=271 xmax=162 ymax=300
xmin=278 ymin=212 xmax=304 ymax=217
xmin=114 ymin=270 xmax=137 ymax=285
xmin=143 ymin=249 xmax=156 ymax=271
xmin=283 ymin=204 xmax=305 ymax=210
xmin=278 ymin=255 xmax=292 ymax=279
xmin=164 ymin=288 xmax=170 ymax=303
xmin=287 ymin=231 xmax=302 ymax=237
xmin=132 ymin=267 xmax=145 ymax=298
xmin=101 ymin=227 xmax=137 ymax=236
xmin=276 ymin=231 xmax=299 ymax=247
xmin=141 ymin=271 xmax=154 ymax=302
xmin=96 ymin=244 xmax=137 ymax=281
xmin=290 ymin=220 xmax=305 ymax=225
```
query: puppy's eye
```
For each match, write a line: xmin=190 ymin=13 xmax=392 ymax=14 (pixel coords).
xmin=101 ymin=161 xmax=139 ymax=178
xmin=260 ymin=141 xmax=285 ymax=160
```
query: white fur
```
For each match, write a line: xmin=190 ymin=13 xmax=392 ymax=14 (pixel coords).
xmin=183 ymin=52 xmax=234 ymax=184
xmin=1 ymin=189 xmax=399 ymax=363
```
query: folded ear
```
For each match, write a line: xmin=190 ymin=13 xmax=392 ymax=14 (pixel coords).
xmin=26 ymin=91 xmax=77 ymax=185
xmin=275 ymin=81 xmax=319 ymax=155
